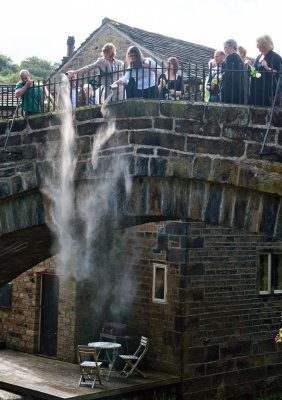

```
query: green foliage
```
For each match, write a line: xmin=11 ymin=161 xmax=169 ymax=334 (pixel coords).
xmin=0 ymin=73 xmax=20 ymax=84
xmin=0 ymin=53 xmax=59 ymax=84
xmin=0 ymin=53 xmax=18 ymax=74
xmin=0 ymin=53 xmax=19 ymax=83
xmin=20 ymin=56 xmax=58 ymax=80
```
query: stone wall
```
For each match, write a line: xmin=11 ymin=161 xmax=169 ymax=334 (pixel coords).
xmin=0 ymin=257 xmax=78 ymax=362
xmin=120 ymin=221 xmax=282 ymax=399
xmin=0 ymin=219 xmax=282 ymax=398
xmin=0 ymin=99 xmax=282 ymax=399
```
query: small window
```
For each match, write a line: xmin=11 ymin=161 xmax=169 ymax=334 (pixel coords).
xmin=273 ymin=253 xmax=282 ymax=293
xmin=153 ymin=264 xmax=167 ymax=303
xmin=0 ymin=282 xmax=12 ymax=308
xmin=259 ymin=252 xmax=282 ymax=295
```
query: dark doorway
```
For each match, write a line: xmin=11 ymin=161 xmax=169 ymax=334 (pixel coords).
xmin=39 ymin=274 xmax=59 ymax=356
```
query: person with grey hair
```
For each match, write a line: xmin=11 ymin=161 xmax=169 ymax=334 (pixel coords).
xmin=220 ymin=39 xmax=244 ymax=104
xmin=249 ymin=34 xmax=282 ymax=106
xmin=15 ymin=69 xmax=44 ymax=115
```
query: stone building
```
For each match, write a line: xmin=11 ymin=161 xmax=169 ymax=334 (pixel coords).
xmin=52 ymin=17 xmax=215 ymax=89
xmin=1 ymin=219 xmax=282 ymax=398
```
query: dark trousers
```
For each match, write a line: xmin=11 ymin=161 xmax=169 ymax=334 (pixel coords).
xmin=126 ymin=78 xmax=158 ymax=99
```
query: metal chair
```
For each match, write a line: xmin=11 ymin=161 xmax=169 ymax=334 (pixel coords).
xmin=118 ymin=336 xmax=149 ymax=378
xmin=77 ymin=345 xmax=102 ymax=388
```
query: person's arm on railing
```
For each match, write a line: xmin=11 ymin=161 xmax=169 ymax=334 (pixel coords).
xmin=67 ymin=61 xmax=97 ymax=77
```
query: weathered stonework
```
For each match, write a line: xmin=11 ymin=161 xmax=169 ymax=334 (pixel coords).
xmin=0 ymin=220 xmax=281 ymax=399
xmin=0 ymin=100 xmax=282 ymax=399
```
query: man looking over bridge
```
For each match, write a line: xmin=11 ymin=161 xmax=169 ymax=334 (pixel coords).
xmin=15 ymin=70 xmax=44 ymax=115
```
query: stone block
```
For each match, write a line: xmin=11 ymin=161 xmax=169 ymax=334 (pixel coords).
xmin=204 ymin=184 xmax=222 ymax=225
xmin=135 ymin=157 xmax=149 ymax=176
xmin=154 ymin=117 xmax=173 ymax=130
xmin=109 ymin=99 xmax=160 ymax=118
xmin=212 ymin=159 xmax=238 ymax=185
xmin=0 ymin=180 xmax=10 ymax=198
xmin=250 ymin=107 xmax=268 ymax=125
xmin=160 ymin=102 xmax=205 ymax=121
xmin=211 ymin=370 xmax=238 ymax=388
xmin=220 ymin=341 xmax=253 ymax=360
xmin=193 ymin=156 xmax=212 ymax=180
xmin=189 ymin=180 xmax=206 ymax=221
xmin=76 ymin=120 xmax=106 ymax=136
xmin=27 ymin=114 xmax=50 ymax=129
xmin=0 ymin=133 xmax=21 ymax=147
xmin=260 ymin=195 xmax=280 ymax=239
xmin=150 ymin=158 xmax=168 ymax=177
xmin=166 ymin=249 xmax=186 ymax=263
xmin=233 ymin=189 xmax=248 ymax=230
xmin=132 ymin=129 xmax=185 ymax=152
xmin=75 ymin=106 xmax=103 ymax=121
xmin=116 ymin=118 xmax=152 ymax=130
xmin=238 ymin=366 xmax=266 ymax=383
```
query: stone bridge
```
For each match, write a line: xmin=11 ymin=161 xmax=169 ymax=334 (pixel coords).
xmin=0 ymin=99 xmax=281 ymax=285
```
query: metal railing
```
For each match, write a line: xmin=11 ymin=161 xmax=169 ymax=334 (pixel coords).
xmin=0 ymin=61 xmax=281 ymax=120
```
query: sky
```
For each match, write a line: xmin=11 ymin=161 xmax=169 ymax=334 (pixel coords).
xmin=2 ymin=0 xmax=282 ymax=65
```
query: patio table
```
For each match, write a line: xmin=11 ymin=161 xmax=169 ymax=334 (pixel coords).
xmin=88 ymin=341 xmax=121 ymax=380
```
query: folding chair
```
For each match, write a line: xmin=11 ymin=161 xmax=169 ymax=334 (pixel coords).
xmin=77 ymin=345 xmax=102 ymax=388
xmin=119 ymin=336 xmax=149 ymax=378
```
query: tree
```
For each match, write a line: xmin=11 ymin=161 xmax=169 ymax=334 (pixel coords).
xmin=20 ymin=57 xmax=58 ymax=80
xmin=0 ymin=54 xmax=59 ymax=84
xmin=0 ymin=53 xmax=19 ymax=76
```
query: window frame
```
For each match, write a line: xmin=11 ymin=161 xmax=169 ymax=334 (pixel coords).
xmin=0 ymin=282 xmax=12 ymax=308
xmin=259 ymin=251 xmax=282 ymax=295
xmin=152 ymin=263 xmax=167 ymax=303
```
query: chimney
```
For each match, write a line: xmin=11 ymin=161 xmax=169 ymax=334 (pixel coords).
xmin=67 ymin=36 xmax=75 ymax=57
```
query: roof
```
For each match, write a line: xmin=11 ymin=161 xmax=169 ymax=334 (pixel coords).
xmin=60 ymin=17 xmax=215 ymax=69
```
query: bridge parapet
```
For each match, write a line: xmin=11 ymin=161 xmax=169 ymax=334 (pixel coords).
xmin=0 ymin=100 xmax=281 ymax=240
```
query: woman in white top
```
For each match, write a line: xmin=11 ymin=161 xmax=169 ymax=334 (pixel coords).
xmin=67 ymin=43 xmax=124 ymax=103
xmin=112 ymin=46 xmax=160 ymax=99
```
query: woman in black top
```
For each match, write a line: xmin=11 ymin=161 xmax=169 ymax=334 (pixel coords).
xmin=158 ymin=57 xmax=184 ymax=100
xmin=249 ymin=34 xmax=282 ymax=106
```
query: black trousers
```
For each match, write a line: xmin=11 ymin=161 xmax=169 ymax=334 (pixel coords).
xmin=126 ymin=78 xmax=158 ymax=99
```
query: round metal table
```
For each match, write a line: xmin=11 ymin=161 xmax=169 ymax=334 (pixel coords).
xmin=88 ymin=341 xmax=121 ymax=380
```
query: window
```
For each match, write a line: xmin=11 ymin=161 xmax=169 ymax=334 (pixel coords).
xmin=259 ymin=252 xmax=282 ymax=294
xmin=0 ymin=282 xmax=12 ymax=308
xmin=152 ymin=264 xmax=167 ymax=303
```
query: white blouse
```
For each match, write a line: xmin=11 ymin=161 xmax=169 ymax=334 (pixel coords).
xmin=120 ymin=58 xmax=160 ymax=89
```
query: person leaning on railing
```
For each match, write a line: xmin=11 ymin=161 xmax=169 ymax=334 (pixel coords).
xmin=15 ymin=69 xmax=44 ymax=115
xmin=204 ymin=50 xmax=225 ymax=103
xmin=221 ymin=39 xmax=244 ymax=105
xmin=111 ymin=46 xmax=161 ymax=99
xmin=249 ymin=34 xmax=282 ymax=107
xmin=158 ymin=56 xmax=184 ymax=100
xmin=67 ymin=42 xmax=124 ymax=103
